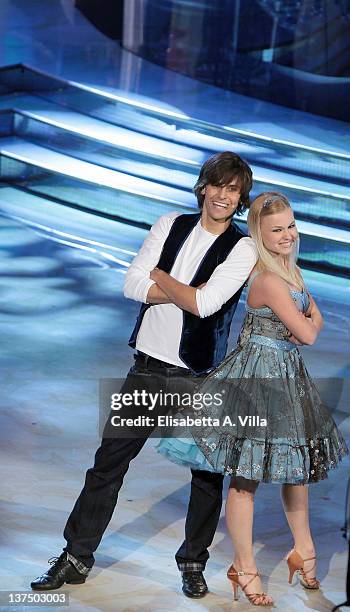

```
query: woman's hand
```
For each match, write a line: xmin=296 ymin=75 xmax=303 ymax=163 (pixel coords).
xmin=288 ymin=333 xmax=303 ymax=345
xmin=305 ymin=292 xmax=323 ymax=332
xmin=305 ymin=292 xmax=316 ymax=318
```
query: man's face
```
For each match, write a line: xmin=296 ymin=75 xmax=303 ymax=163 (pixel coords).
xmin=201 ymin=178 xmax=241 ymax=223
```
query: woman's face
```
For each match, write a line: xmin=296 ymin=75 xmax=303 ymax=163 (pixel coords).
xmin=260 ymin=208 xmax=298 ymax=257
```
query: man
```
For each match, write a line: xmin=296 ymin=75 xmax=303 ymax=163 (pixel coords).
xmin=31 ymin=151 xmax=257 ymax=598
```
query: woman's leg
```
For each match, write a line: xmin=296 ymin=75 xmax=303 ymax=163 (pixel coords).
xmin=226 ymin=477 xmax=272 ymax=600
xmin=281 ymin=484 xmax=317 ymax=579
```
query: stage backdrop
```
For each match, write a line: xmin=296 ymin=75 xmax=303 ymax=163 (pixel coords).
xmin=122 ymin=0 xmax=350 ymax=122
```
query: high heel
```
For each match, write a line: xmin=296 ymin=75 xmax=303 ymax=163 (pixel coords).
xmin=227 ymin=565 xmax=274 ymax=607
xmin=286 ymin=549 xmax=320 ymax=589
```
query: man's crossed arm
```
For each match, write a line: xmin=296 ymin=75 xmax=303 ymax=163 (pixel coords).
xmin=146 ymin=281 xmax=172 ymax=305
xmin=147 ymin=269 xmax=200 ymax=316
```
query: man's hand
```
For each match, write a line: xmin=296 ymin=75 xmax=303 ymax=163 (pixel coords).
xmin=150 ymin=267 xmax=162 ymax=282
xmin=147 ymin=268 xmax=172 ymax=303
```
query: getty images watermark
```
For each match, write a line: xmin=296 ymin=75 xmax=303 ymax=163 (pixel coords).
xmin=99 ymin=376 xmax=273 ymax=438
xmin=108 ymin=389 xmax=265 ymax=429
xmin=110 ymin=388 xmax=223 ymax=412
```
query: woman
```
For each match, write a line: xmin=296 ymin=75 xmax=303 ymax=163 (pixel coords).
xmin=157 ymin=192 xmax=348 ymax=606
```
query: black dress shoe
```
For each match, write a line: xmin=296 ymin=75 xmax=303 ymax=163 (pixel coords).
xmin=181 ymin=571 xmax=208 ymax=598
xmin=31 ymin=553 xmax=87 ymax=591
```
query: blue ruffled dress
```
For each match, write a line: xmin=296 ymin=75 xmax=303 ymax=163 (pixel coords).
xmin=156 ymin=273 xmax=348 ymax=484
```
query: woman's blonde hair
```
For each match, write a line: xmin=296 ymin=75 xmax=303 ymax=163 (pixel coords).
xmin=247 ymin=191 xmax=304 ymax=290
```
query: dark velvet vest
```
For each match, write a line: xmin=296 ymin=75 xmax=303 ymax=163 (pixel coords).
xmin=128 ymin=213 xmax=245 ymax=375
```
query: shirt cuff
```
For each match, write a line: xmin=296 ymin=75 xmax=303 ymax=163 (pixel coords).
xmin=142 ymin=279 xmax=156 ymax=304
xmin=195 ymin=289 xmax=206 ymax=318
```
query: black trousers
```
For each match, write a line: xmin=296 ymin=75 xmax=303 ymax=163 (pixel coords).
xmin=63 ymin=353 xmax=224 ymax=570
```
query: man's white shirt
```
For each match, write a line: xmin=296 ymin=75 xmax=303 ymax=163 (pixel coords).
xmin=124 ymin=211 xmax=257 ymax=368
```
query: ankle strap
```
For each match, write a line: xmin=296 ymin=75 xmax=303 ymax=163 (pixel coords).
xmin=302 ymin=561 xmax=316 ymax=576
xmin=241 ymin=572 xmax=260 ymax=593
xmin=231 ymin=570 xmax=260 ymax=577
xmin=302 ymin=556 xmax=316 ymax=563
xmin=293 ymin=549 xmax=316 ymax=564
xmin=229 ymin=569 xmax=260 ymax=593
xmin=298 ymin=553 xmax=316 ymax=576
